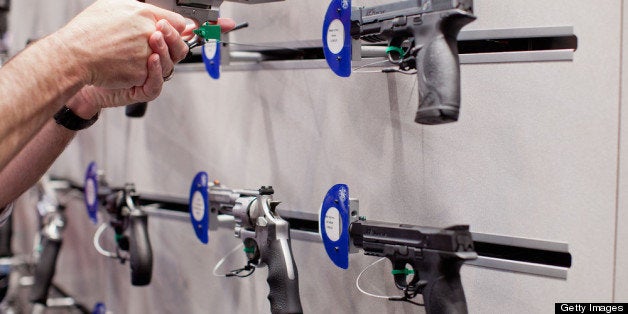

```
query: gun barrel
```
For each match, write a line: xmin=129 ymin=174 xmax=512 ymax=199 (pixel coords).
xmin=349 ymin=220 xmax=475 ymax=255
xmin=177 ymin=0 xmax=222 ymax=7
xmin=208 ymin=187 xmax=259 ymax=215
xmin=353 ymin=0 xmax=472 ymax=25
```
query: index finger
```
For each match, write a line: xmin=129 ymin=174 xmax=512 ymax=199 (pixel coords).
xmin=181 ymin=20 xmax=198 ymax=39
xmin=217 ymin=18 xmax=236 ymax=33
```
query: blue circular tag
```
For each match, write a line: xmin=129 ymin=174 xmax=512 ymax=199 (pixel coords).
xmin=189 ymin=172 xmax=210 ymax=244
xmin=323 ymin=0 xmax=352 ymax=77
xmin=84 ymin=162 xmax=99 ymax=224
xmin=92 ymin=302 xmax=106 ymax=314
xmin=320 ymin=184 xmax=351 ymax=269
xmin=202 ymin=39 xmax=221 ymax=79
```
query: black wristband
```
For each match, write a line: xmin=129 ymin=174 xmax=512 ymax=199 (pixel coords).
xmin=53 ymin=106 xmax=99 ymax=131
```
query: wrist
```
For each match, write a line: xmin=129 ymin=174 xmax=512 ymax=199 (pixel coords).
xmin=50 ymin=26 xmax=93 ymax=86
xmin=66 ymin=92 xmax=101 ymax=120
xmin=58 ymin=86 xmax=101 ymax=130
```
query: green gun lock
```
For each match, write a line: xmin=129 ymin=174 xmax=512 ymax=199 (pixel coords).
xmin=193 ymin=22 xmax=221 ymax=41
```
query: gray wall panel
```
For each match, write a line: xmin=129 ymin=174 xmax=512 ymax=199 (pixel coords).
xmin=5 ymin=0 xmax=627 ymax=313
xmin=6 ymin=0 xmax=92 ymax=56
xmin=615 ymin=0 xmax=628 ymax=303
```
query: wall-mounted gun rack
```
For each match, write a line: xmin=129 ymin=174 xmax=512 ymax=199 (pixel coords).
xmin=178 ymin=26 xmax=577 ymax=73
xmin=55 ymin=178 xmax=571 ymax=280
xmin=142 ymin=195 xmax=572 ymax=279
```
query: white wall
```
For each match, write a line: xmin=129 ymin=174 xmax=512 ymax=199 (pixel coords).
xmin=615 ymin=0 xmax=628 ymax=303
xmin=6 ymin=0 xmax=627 ymax=313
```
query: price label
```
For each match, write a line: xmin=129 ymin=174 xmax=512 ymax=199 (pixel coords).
xmin=324 ymin=206 xmax=342 ymax=242
xmin=326 ymin=19 xmax=345 ymax=55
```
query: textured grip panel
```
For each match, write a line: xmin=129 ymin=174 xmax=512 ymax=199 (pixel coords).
xmin=0 ymin=214 xmax=13 ymax=257
xmin=260 ymin=239 xmax=303 ymax=314
xmin=422 ymin=258 xmax=468 ymax=314
xmin=0 ymin=215 xmax=13 ymax=303
xmin=414 ymin=33 xmax=462 ymax=125
xmin=414 ymin=12 xmax=475 ymax=125
xmin=129 ymin=213 xmax=153 ymax=286
xmin=29 ymin=238 xmax=62 ymax=304
xmin=423 ymin=273 xmax=468 ymax=314
xmin=0 ymin=274 xmax=8 ymax=304
xmin=125 ymin=103 xmax=148 ymax=118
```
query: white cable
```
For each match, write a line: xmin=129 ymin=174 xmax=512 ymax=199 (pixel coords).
xmin=212 ymin=243 xmax=245 ymax=277
xmin=220 ymin=41 xmax=302 ymax=52
xmin=93 ymin=224 xmax=118 ymax=259
xmin=352 ymin=70 xmax=390 ymax=73
xmin=355 ymin=257 xmax=399 ymax=300
xmin=352 ymin=59 xmax=392 ymax=73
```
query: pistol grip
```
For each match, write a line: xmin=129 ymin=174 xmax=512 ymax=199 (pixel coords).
xmin=421 ymin=254 xmax=469 ymax=314
xmin=423 ymin=272 xmax=468 ymax=314
xmin=0 ymin=214 xmax=13 ymax=258
xmin=29 ymin=237 xmax=62 ymax=304
xmin=260 ymin=238 xmax=303 ymax=314
xmin=129 ymin=212 xmax=153 ymax=286
xmin=414 ymin=12 xmax=475 ymax=125
xmin=125 ymin=102 xmax=147 ymax=118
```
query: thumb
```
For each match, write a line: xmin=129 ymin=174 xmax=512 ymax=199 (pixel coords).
xmin=144 ymin=3 xmax=187 ymax=33
xmin=140 ymin=53 xmax=164 ymax=101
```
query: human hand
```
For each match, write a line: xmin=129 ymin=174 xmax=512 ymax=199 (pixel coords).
xmin=66 ymin=52 xmax=164 ymax=119
xmin=66 ymin=17 xmax=237 ymax=119
xmin=152 ymin=17 xmax=236 ymax=80
xmin=57 ymin=0 xmax=186 ymax=89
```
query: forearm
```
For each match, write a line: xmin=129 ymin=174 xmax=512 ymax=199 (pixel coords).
xmin=0 ymin=30 xmax=87 ymax=170
xmin=0 ymin=119 xmax=76 ymax=208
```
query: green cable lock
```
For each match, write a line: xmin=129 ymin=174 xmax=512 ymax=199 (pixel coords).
xmin=391 ymin=268 xmax=415 ymax=276
xmin=243 ymin=246 xmax=255 ymax=254
xmin=193 ymin=22 xmax=222 ymax=41
xmin=385 ymin=46 xmax=406 ymax=58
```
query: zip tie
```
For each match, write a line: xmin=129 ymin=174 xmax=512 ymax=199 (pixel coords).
xmin=114 ymin=233 xmax=124 ymax=242
xmin=385 ymin=46 xmax=406 ymax=58
xmin=391 ymin=268 xmax=415 ymax=276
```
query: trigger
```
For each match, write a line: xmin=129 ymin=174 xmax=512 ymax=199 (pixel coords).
xmin=416 ymin=279 xmax=428 ymax=293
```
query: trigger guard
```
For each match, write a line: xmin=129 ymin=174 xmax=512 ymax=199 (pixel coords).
xmin=392 ymin=260 xmax=420 ymax=291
